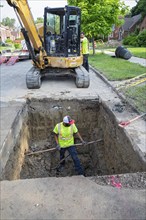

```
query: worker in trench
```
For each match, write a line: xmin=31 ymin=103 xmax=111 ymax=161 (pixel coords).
xmin=53 ymin=115 xmax=86 ymax=175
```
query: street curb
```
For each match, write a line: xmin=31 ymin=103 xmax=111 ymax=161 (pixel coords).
xmin=89 ymin=65 xmax=141 ymax=115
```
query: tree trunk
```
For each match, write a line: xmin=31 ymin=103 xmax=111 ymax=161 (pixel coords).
xmin=92 ymin=37 xmax=95 ymax=55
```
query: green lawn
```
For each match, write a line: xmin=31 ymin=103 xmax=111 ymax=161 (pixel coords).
xmin=89 ymin=53 xmax=146 ymax=81
xmin=124 ymin=85 xmax=146 ymax=112
xmin=127 ymin=47 xmax=146 ymax=59
xmin=89 ymin=52 xmax=146 ymax=113
xmin=0 ymin=45 xmax=15 ymax=53
xmin=108 ymin=47 xmax=146 ymax=59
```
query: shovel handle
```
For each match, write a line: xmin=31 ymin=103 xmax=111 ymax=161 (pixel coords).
xmin=26 ymin=139 xmax=103 ymax=156
xmin=119 ymin=113 xmax=146 ymax=128
xmin=26 ymin=147 xmax=56 ymax=156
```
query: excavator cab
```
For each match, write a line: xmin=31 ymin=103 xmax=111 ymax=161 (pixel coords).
xmin=44 ymin=6 xmax=81 ymax=57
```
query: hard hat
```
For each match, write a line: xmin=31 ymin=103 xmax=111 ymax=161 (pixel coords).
xmin=63 ymin=116 xmax=75 ymax=125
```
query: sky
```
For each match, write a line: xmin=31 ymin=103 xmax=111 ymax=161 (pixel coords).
xmin=0 ymin=0 xmax=137 ymax=25
xmin=0 ymin=0 xmax=67 ymax=24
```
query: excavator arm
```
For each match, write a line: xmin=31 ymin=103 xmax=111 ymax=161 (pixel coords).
xmin=6 ymin=0 xmax=46 ymax=68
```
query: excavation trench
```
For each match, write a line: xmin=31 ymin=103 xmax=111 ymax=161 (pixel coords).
xmin=1 ymin=98 xmax=146 ymax=180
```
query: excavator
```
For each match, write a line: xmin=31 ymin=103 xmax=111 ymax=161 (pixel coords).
xmin=6 ymin=0 xmax=90 ymax=89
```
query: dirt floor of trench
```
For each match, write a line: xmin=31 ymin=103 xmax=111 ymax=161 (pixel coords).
xmin=20 ymin=139 xmax=105 ymax=178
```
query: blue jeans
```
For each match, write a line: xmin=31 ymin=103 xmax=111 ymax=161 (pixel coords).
xmin=60 ymin=146 xmax=84 ymax=175
xmin=83 ymin=54 xmax=89 ymax=72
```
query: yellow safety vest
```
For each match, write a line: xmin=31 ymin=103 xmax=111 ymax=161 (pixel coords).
xmin=53 ymin=122 xmax=78 ymax=148
xmin=58 ymin=123 xmax=73 ymax=141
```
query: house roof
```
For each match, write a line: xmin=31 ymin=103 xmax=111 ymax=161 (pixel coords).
xmin=122 ymin=14 xmax=142 ymax=31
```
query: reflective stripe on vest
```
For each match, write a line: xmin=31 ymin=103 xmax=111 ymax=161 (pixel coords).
xmin=58 ymin=123 xmax=73 ymax=140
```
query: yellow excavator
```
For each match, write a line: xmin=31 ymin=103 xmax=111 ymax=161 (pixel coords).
xmin=6 ymin=0 xmax=90 ymax=89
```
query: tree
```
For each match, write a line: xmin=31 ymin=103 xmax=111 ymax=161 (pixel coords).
xmin=131 ymin=0 xmax=146 ymax=17
xmin=67 ymin=0 xmax=128 ymax=54
xmin=1 ymin=17 xmax=15 ymax=28
xmin=35 ymin=17 xmax=44 ymax=24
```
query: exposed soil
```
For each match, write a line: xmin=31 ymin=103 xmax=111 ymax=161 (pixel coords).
xmin=21 ymin=141 xmax=146 ymax=189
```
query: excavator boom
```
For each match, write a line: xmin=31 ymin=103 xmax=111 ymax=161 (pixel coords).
xmin=7 ymin=0 xmax=42 ymax=52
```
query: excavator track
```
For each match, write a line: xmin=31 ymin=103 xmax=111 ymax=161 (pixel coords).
xmin=75 ymin=66 xmax=90 ymax=88
xmin=26 ymin=67 xmax=41 ymax=89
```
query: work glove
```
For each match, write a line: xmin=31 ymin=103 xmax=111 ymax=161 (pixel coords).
xmin=56 ymin=144 xmax=61 ymax=151
xmin=82 ymin=140 xmax=87 ymax=146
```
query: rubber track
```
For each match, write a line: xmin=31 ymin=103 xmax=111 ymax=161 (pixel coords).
xmin=26 ymin=67 xmax=41 ymax=89
xmin=75 ymin=66 xmax=90 ymax=88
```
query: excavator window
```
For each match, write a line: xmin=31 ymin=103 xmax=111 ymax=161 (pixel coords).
xmin=46 ymin=14 xmax=60 ymax=35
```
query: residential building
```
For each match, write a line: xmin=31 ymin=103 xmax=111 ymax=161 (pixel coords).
xmin=140 ymin=16 xmax=146 ymax=31
xmin=110 ymin=14 xmax=146 ymax=41
xmin=0 ymin=24 xmax=21 ymax=42
xmin=122 ymin=14 xmax=142 ymax=38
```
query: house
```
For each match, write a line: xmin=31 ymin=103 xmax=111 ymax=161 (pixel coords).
xmin=140 ymin=16 xmax=146 ymax=31
xmin=108 ymin=16 xmax=124 ymax=41
xmin=11 ymin=29 xmax=21 ymax=40
xmin=110 ymin=14 xmax=145 ymax=41
xmin=122 ymin=14 xmax=142 ymax=38
xmin=0 ymin=24 xmax=12 ymax=42
xmin=0 ymin=24 xmax=21 ymax=42
xmin=108 ymin=25 xmax=123 ymax=41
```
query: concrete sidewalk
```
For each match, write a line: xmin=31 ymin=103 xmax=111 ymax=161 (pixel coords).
xmin=1 ymin=176 xmax=146 ymax=220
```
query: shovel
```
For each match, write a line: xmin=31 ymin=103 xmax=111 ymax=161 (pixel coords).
xmin=51 ymin=153 xmax=71 ymax=171
xmin=119 ymin=113 xmax=146 ymax=128
xmin=51 ymin=139 xmax=103 ymax=170
xmin=26 ymin=139 xmax=103 ymax=156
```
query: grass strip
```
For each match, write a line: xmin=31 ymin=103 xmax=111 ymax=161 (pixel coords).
xmin=89 ymin=53 xmax=146 ymax=81
xmin=124 ymin=85 xmax=146 ymax=112
xmin=108 ymin=47 xmax=146 ymax=59
xmin=127 ymin=47 xmax=146 ymax=59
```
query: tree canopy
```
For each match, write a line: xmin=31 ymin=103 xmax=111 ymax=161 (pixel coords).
xmin=1 ymin=17 xmax=15 ymax=28
xmin=67 ymin=0 xmax=128 ymax=38
xmin=131 ymin=0 xmax=146 ymax=17
xmin=35 ymin=17 xmax=44 ymax=24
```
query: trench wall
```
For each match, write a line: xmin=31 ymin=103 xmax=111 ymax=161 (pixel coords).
xmin=0 ymin=104 xmax=29 ymax=180
xmin=97 ymin=102 xmax=146 ymax=174
xmin=27 ymin=98 xmax=101 ymax=142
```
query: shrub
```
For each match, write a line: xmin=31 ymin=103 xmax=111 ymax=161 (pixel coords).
xmin=137 ymin=29 xmax=146 ymax=47
xmin=5 ymin=38 xmax=13 ymax=44
xmin=123 ymin=34 xmax=138 ymax=46
xmin=129 ymin=36 xmax=138 ymax=47
xmin=14 ymin=43 xmax=21 ymax=49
